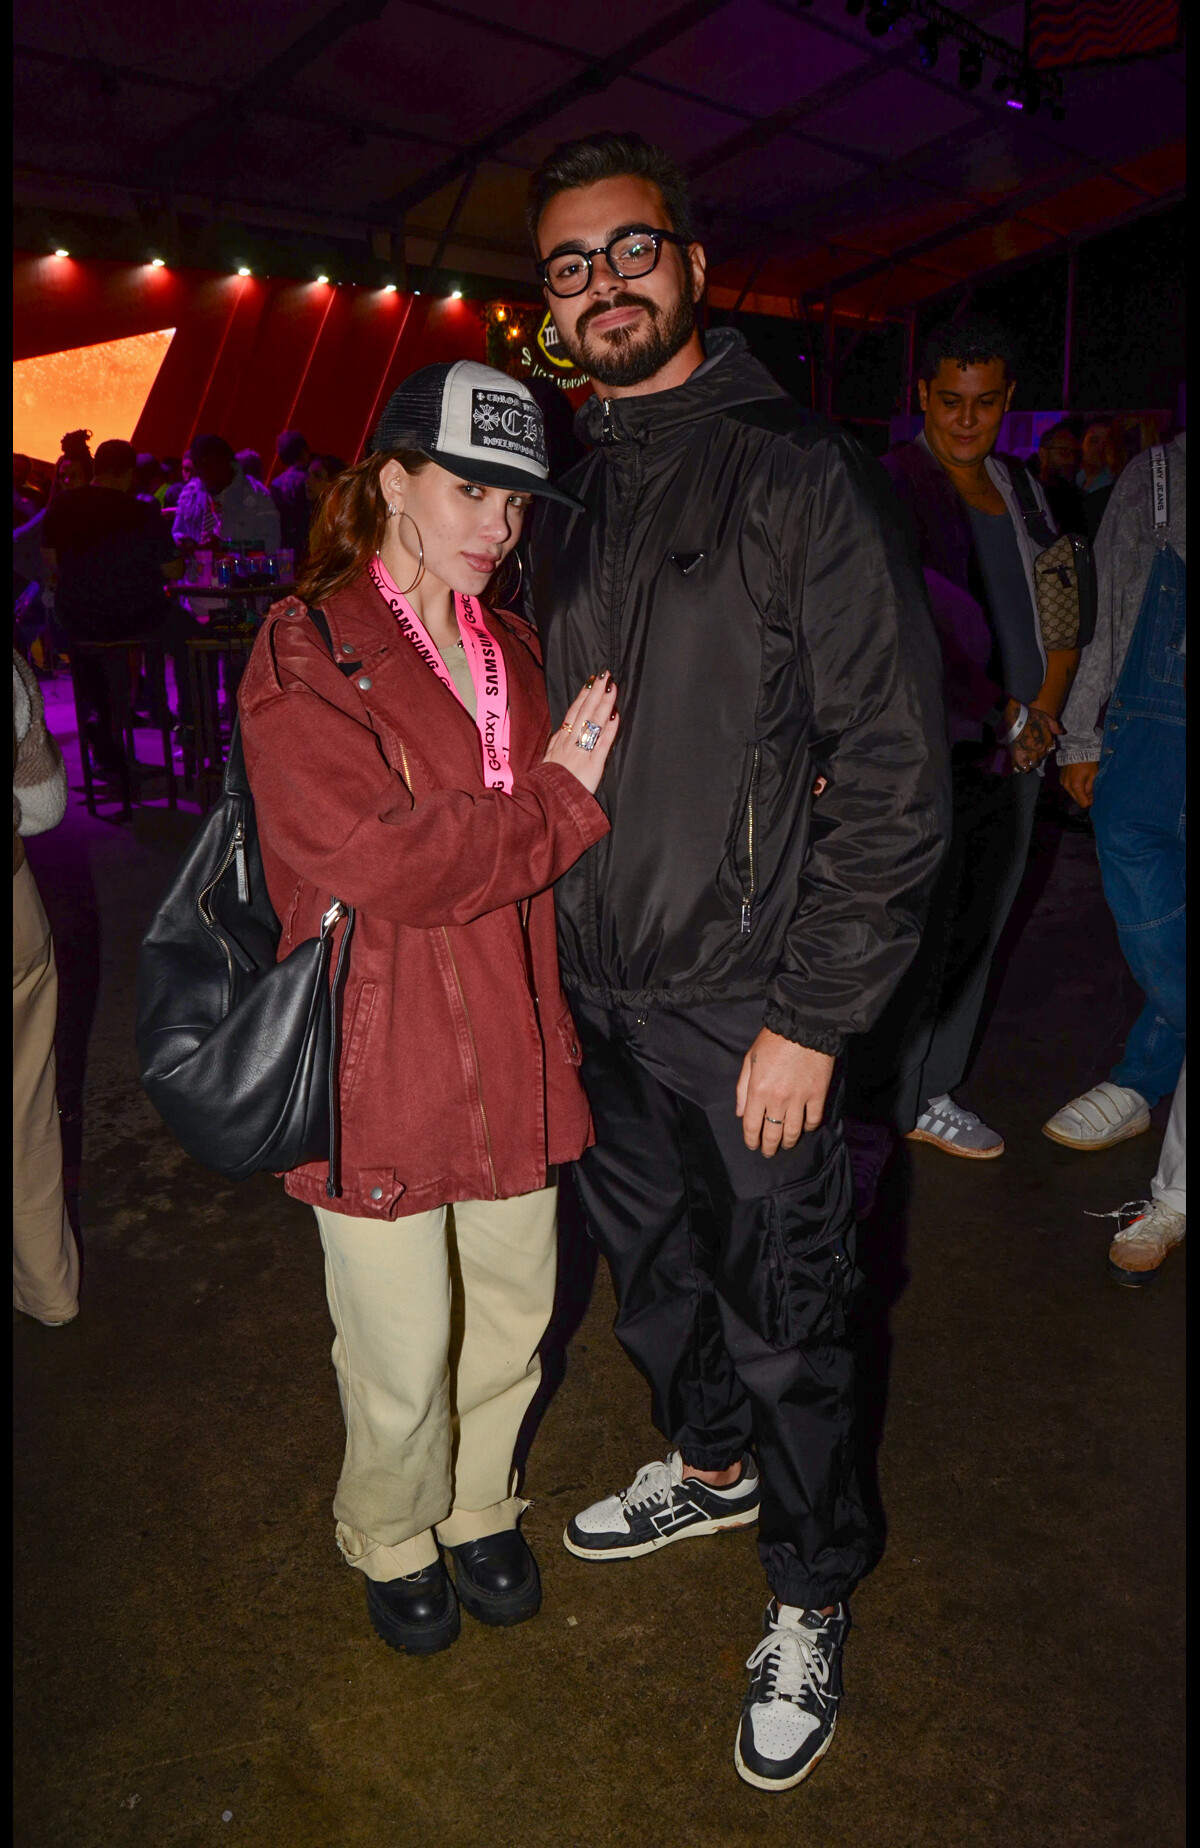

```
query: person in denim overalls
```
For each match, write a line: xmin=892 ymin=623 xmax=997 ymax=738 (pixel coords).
xmin=1049 ymin=435 xmax=1186 ymax=1280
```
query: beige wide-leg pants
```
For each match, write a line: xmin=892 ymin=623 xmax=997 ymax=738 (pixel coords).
xmin=314 ymin=1184 xmax=557 ymax=1581
xmin=13 ymin=858 xmax=79 ymax=1324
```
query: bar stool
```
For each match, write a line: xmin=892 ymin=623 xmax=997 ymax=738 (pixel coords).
xmin=186 ymin=633 xmax=256 ymax=812
xmin=68 ymin=639 xmax=178 ymax=820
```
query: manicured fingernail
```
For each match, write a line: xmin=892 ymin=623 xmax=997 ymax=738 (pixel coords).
xmin=605 ymin=675 xmax=614 ymax=691
xmin=586 ymin=674 xmax=596 ymax=688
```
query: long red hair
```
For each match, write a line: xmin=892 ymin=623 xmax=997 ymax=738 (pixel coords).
xmin=296 ymin=449 xmax=430 ymax=607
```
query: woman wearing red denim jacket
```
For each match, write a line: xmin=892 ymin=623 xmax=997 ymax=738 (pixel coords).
xmin=239 ymin=363 xmax=617 ymax=1657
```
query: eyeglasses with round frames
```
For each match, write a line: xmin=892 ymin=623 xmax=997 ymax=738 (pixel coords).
xmin=538 ymin=228 xmax=691 ymax=298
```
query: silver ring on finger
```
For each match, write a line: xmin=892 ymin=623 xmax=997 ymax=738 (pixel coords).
xmin=576 ymin=720 xmax=602 ymax=752
xmin=764 ymin=1115 xmax=784 ymax=1125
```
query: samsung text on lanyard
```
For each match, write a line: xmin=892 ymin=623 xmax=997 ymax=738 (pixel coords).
xmin=368 ymin=555 xmax=514 ymax=792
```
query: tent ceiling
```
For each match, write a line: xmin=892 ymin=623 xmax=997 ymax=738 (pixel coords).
xmin=14 ymin=0 xmax=1185 ymax=316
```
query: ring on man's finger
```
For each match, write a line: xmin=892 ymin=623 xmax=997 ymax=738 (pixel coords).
xmin=764 ymin=1115 xmax=784 ymax=1125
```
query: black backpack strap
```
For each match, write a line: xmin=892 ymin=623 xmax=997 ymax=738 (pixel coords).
xmin=1004 ymin=454 xmax=1038 ymax=514
xmin=1001 ymin=455 xmax=1056 ymax=548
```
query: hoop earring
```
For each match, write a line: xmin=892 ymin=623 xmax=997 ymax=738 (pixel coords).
xmin=491 ymin=548 xmax=523 ymax=609
xmin=393 ymin=509 xmax=425 ymax=595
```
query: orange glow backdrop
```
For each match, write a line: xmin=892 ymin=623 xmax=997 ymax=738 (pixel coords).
xmin=13 ymin=328 xmax=176 ymax=464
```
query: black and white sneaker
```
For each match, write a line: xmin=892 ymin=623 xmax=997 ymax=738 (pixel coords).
xmin=734 ymin=1600 xmax=849 ymax=1791
xmin=564 ymin=1449 xmax=760 ymax=1561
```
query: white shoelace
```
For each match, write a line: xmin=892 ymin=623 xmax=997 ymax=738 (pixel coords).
xmin=923 ymin=1096 xmax=979 ymax=1129
xmin=746 ymin=1615 xmax=832 ymax=1709
xmin=1085 ymin=1198 xmax=1152 ymax=1228
xmin=623 ymin=1455 xmax=682 ymax=1513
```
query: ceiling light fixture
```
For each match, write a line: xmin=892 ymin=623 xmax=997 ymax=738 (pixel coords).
xmin=1008 ymin=72 xmax=1042 ymax=114
xmin=54 ymin=247 xmax=69 ymax=258
xmin=317 ymin=273 xmax=330 ymax=284
xmin=450 ymin=288 xmax=463 ymax=299
xmin=383 ymin=282 xmax=397 ymax=293
xmin=150 ymin=256 xmax=166 ymax=268
xmin=957 ymin=45 xmax=984 ymax=90
xmin=864 ymin=0 xmax=907 ymax=37
xmin=237 ymin=265 xmax=251 ymax=276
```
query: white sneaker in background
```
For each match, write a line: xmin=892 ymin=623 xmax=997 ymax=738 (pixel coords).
xmin=906 ymin=1094 xmax=1004 ymax=1159
xmin=1103 ymin=1199 xmax=1186 ymax=1285
xmin=1042 ymin=1081 xmax=1150 ymax=1151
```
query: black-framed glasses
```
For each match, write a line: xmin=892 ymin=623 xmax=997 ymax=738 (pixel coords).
xmin=538 ymin=229 xmax=690 ymax=298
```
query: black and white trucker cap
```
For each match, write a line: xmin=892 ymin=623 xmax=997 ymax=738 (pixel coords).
xmin=371 ymin=360 xmax=582 ymax=508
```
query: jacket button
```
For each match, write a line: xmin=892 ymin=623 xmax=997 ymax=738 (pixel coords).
xmin=341 ymin=643 xmax=354 ymax=654
xmin=358 ymin=677 xmax=373 ymax=691
xmin=370 ymin=1186 xmax=384 ymax=1201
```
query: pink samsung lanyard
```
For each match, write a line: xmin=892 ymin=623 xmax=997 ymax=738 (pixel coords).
xmin=367 ymin=555 xmax=513 ymax=793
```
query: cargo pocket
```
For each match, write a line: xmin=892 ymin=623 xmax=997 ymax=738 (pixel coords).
xmin=764 ymin=1145 xmax=856 ymax=1349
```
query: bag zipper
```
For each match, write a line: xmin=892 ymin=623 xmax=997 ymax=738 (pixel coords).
xmin=740 ymin=745 xmax=759 ymax=935
xmin=234 ymin=820 xmax=248 ymax=902
xmin=197 ymin=823 xmax=241 ymax=990
xmin=323 ymin=900 xmax=353 ymax=1199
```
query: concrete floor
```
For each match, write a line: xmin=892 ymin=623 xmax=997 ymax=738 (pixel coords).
xmin=14 ymin=693 xmax=1184 ymax=1847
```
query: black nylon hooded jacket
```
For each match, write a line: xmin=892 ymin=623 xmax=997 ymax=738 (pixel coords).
xmin=527 ymin=328 xmax=949 ymax=1056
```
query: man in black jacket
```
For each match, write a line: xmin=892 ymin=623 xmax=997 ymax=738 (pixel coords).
xmin=526 ymin=133 xmax=948 ymax=1793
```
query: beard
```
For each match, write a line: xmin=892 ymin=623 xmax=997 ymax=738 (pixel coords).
xmin=557 ymin=283 xmax=697 ymax=389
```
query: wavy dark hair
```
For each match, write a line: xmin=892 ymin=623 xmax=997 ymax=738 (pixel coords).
xmin=526 ymin=130 xmax=695 ymax=248
xmin=295 ymin=449 xmax=430 ymax=607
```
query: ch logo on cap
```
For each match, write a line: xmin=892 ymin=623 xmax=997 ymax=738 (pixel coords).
xmin=470 ymin=389 xmax=547 ymax=469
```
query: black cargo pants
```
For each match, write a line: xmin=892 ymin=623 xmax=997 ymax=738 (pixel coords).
xmin=571 ymin=998 xmax=878 ymax=1611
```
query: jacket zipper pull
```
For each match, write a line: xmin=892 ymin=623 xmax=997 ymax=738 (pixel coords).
xmin=740 ymin=898 xmax=752 ymax=935
xmin=602 ymin=399 xmax=613 ymax=443
xmin=234 ymin=820 xmax=248 ymax=903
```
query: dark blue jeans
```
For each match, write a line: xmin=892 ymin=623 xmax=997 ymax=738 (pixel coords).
xmin=1091 ymin=544 xmax=1186 ymax=1107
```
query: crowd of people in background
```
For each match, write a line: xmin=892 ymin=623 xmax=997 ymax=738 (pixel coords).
xmin=11 ymin=425 xmax=353 ymax=776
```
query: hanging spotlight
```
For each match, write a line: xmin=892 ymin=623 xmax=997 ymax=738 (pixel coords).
xmin=54 ymin=247 xmax=70 ymax=258
xmin=1005 ymin=71 xmax=1042 ymax=113
xmin=450 ymin=288 xmax=463 ymax=299
xmin=916 ymin=25 xmax=940 ymax=68
xmin=382 ymin=282 xmax=397 ymax=293
xmin=236 ymin=265 xmax=251 ymax=276
xmin=864 ymin=0 xmax=909 ymax=33
xmin=317 ymin=273 xmax=330 ymax=284
xmin=957 ymin=44 xmax=984 ymax=90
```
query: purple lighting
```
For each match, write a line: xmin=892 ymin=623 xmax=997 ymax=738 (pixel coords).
xmin=1006 ymin=97 xmax=1024 ymax=109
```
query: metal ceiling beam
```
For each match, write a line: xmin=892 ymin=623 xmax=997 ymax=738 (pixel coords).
xmin=147 ymin=0 xmax=392 ymax=179
xmin=366 ymin=0 xmax=735 ymax=225
xmin=892 ymin=184 xmax=1185 ymax=315
xmin=13 ymin=42 xmax=466 ymax=159
xmin=793 ymin=167 xmax=1158 ymax=309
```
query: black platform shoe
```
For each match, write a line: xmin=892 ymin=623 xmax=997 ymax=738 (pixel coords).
xmin=365 ymin=1560 xmax=460 ymax=1656
xmin=448 ymin=1529 xmax=542 ymax=1627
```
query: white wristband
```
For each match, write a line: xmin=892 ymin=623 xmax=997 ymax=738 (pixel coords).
xmin=998 ymin=703 xmax=1029 ymax=746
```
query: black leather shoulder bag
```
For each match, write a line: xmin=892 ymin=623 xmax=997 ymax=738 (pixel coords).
xmin=136 ymin=609 xmax=355 ymax=1192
